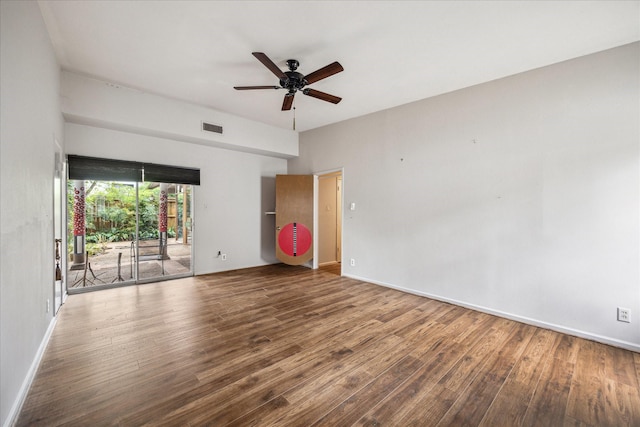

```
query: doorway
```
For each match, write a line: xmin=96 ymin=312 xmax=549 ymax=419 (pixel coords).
xmin=316 ymin=170 xmax=342 ymax=274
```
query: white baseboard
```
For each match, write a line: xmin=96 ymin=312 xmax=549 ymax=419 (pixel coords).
xmin=4 ymin=316 xmax=58 ymax=427
xmin=343 ymin=273 xmax=640 ymax=353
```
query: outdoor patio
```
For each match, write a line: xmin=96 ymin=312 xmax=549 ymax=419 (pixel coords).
xmin=68 ymin=239 xmax=192 ymax=288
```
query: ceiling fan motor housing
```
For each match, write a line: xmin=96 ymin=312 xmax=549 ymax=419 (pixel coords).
xmin=280 ymin=70 xmax=307 ymax=93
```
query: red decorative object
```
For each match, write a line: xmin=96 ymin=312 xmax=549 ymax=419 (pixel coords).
xmin=73 ymin=185 xmax=85 ymax=236
xmin=159 ymin=189 xmax=167 ymax=232
xmin=278 ymin=222 xmax=312 ymax=257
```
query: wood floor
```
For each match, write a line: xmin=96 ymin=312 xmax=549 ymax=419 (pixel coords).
xmin=17 ymin=265 xmax=640 ymax=426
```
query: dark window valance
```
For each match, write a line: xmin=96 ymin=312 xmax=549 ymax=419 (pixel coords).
xmin=143 ymin=163 xmax=200 ymax=185
xmin=67 ymin=155 xmax=200 ymax=185
xmin=67 ymin=155 xmax=142 ymax=182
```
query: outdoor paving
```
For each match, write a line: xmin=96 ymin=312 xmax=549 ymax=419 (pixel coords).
xmin=68 ymin=239 xmax=192 ymax=288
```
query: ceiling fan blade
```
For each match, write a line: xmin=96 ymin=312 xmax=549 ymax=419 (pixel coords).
xmin=303 ymin=88 xmax=342 ymax=104
xmin=234 ymin=85 xmax=280 ymax=90
xmin=282 ymin=93 xmax=295 ymax=111
xmin=304 ymin=61 xmax=343 ymax=84
xmin=252 ymin=52 xmax=286 ymax=79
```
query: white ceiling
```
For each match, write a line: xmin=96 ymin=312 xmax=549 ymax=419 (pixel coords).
xmin=39 ymin=1 xmax=639 ymax=132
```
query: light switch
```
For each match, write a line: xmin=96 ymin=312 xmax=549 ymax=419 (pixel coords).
xmin=350 ymin=202 xmax=356 ymax=211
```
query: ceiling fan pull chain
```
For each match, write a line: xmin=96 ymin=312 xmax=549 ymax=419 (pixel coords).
xmin=293 ymin=103 xmax=296 ymax=131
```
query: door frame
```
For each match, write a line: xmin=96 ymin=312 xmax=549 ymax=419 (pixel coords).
xmin=53 ymin=139 xmax=67 ymax=312
xmin=312 ymin=167 xmax=344 ymax=270
xmin=65 ymin=180 xmax=196 ymax=293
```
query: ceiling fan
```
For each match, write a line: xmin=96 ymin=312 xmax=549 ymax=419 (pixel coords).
xmin=234 ymin=52 xmax=344 ymax=111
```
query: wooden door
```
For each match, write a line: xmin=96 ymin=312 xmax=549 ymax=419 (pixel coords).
xmin=276 ymin=174 xmax=313 ymax=265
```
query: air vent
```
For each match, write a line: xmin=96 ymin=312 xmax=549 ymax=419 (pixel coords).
xmin=202 ymin=122 xmax=223 ymax=134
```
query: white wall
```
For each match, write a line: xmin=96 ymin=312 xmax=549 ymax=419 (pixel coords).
xmin=65 ymin=123 xmax=286 ymax=274
xmin=61 ymin=71 xmax=298 ymax=159
xmin=61 ymin=70 xmax=292 ymax=274
xmin=290 ymin=42 xmax=640 ymax=351
xmin=0 ymin=2 xmax=64 ymax=425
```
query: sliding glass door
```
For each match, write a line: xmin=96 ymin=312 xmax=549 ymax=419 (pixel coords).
xmin=136 ymin=182 xmax=192 ymax=282
xmin=66 ymin=156 xmax=198 ymax=292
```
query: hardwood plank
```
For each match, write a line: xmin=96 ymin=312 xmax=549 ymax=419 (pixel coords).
xmin=270 ymin=336 xmax=414 ymax=426
xmin=552 ymin=333 xmax=580 ymax=364
xmin=605 ymin=344 xmax=640 ymax=388
xmin=309 ymin=355 xmax=424 ymax=426
xmin=125 ymin=319 xmax=394 ymax=425
xmin=479 ymin=327 xmax=558 ymax=426
xmin=436 ymin=323 xmax=536 ymax=426
xmin=355 ymin=319 xmax=508 ymax=426
xmin=565 ymin=340 xmax=608 ymax=425
xmin=14 ymin=265 xmax=640 ymax=426
xmin=635 ymin=353 xmax=640 ymax=388
xmin=521 ymin=354 xmax=574 ymax=426
xmin=393 ymin=320 xmax=518 ymax=426
xmin=602 ymin=378 xmax=640 ymax=426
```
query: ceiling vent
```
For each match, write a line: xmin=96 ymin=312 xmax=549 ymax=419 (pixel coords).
xmin=202 ymin=122 xmax=223 ymax=134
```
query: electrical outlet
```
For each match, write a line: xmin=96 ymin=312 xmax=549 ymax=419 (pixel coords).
xmin=46 ymin=299 xmax=50 ymax=313
xmin=221 ymin=254 xmax=227 ymax=261
xmin=350 ymin=258 xmax=355 ymax=267
xmin=617 ymin=307 xmax=631 ymax=323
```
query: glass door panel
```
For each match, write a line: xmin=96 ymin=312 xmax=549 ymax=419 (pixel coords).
xmin=137 ymin=182 xmax=192 ymax=282
xmin=67 ymin=180 xmax=137 ymax=289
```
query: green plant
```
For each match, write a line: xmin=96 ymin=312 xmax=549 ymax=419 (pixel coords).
xmin=68 ymin=181 xmax=168 ymax=243
xmin=85 ymin=243 xmax=102 ymax=256
xmin=138 ymin=229 xmax=159 ymax=240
